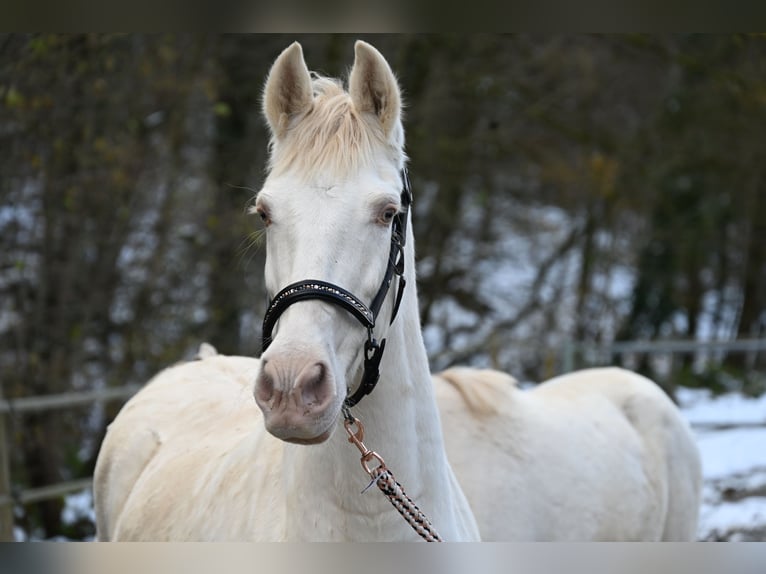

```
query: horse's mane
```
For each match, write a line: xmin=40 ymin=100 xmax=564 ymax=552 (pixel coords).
xmin=266 ymin=75 xmax=403 ymax=179
xmin=436 ymin=367 xmax=518 ymax=416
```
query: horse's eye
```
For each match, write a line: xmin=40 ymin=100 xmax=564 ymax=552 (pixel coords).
xmin=255 ymin=206 xmax=271 ymax=226
xmin=379 ymin=206 xmax=398 ymax=226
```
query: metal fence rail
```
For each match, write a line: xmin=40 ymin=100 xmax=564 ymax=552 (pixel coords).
xmin=561 ymin=337 xmax=766 ymax=373
xmin=0 ymin=478 xmax=94 ymax=507
xmin=0 ymin=385 xmax=142 ymax=415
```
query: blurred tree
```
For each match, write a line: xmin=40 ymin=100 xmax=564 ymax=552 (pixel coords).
xmin=0 ymin=33 xmax=216 ymax=538
xmin=617 ymin=35 xmax=766 ymax=377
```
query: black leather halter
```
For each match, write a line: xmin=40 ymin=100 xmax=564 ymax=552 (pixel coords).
xmin=261 ymin=170 xmax=413 ymax=409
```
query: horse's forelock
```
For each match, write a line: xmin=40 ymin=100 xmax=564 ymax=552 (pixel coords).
xmin=266 ymin=74 xmax=403 ymax=179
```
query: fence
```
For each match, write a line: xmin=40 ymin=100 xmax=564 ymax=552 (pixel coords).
xmin=560 ymin=337 xmax=766 ymax=383
xmin=1 ymin=338 xmax=765 ymax=540
xmin=0 ymin=384 xmax=141 ymax=541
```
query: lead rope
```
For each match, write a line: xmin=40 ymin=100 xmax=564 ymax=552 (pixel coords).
xmin=342 ymin=408 xmax=443 ymax=542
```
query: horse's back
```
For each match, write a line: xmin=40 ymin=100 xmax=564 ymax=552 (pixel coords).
xmin=548 ymin=367 xmax=702 ymax=540
xmin=533 ymin=367 xmax=701 ymax=540
xmin=434 ymin=366 xmax=701 ymax=540
xmin=94 ymin=351 xmax=285 ymax=541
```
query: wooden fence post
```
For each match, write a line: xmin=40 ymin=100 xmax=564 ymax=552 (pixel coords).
xmin=560 ymin=340 xmax=576 ymax=374
xmin=0 ymin=387 xmax=13 ymax=541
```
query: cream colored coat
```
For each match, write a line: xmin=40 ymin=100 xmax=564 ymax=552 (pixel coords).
xmin=95 ymin=352 xmax=701 ymax=541
xmin=434 ymin=366 xmax=701 ymax=540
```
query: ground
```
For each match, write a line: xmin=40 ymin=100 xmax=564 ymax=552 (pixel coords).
xmin=677 ymin=387 xmax=766 ymax=541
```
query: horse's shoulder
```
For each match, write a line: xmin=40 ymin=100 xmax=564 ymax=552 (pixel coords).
xmin=94 ymin=403 xmax=166 ymax=540
xmin=95 ymin=350 xmax=277 ymax=540
xmin=433 ymin=367 xmax=518 ymax=416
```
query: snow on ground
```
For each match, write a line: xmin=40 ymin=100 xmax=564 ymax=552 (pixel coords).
xmin=62 ymin=488 xmax=96 ymax=527
xmin=676 ymin=388 xmax=766 ymax=541
xmin=678 ymin=387 xmax=766 ymax=428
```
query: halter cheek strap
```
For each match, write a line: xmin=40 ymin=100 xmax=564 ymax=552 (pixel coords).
xmin=261 ymin=170 xmax=412 ymax=409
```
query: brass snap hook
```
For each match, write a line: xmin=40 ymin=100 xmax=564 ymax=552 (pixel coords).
xmin=344 ymin=416 xmax=386 ymax=477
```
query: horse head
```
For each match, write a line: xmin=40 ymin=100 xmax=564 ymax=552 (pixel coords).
xmin=253 ymin=41 xmax=409 ymax=444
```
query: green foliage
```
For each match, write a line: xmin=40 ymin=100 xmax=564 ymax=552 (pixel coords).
xmin=672 ymin=365 xmax=766 ymax=398
xmin=672 ymin=365 xmax=738 ymax=396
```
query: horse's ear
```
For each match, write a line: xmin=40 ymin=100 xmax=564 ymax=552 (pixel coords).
xmin=263 ymin=42 xmax=313 ymax=138
xmin=349 ymin=40 xmax=401 ymax=139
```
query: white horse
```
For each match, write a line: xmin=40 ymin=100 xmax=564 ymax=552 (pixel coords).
xmin=93 ymin=41 xmax=701 ymax=541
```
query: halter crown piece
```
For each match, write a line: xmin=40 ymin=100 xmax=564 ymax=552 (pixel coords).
xmin=261 ymin=170 xmax=413 ymax=409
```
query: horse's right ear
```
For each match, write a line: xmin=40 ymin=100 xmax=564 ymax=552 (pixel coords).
xmin=349 ymin=41 xmax=402 ymax=140
xmin=263 ymin=42 xmax=313 ymax=138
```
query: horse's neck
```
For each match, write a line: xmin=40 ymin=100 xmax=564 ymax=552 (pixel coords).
xmin=281 ymin=276 xmax=479 ymax=541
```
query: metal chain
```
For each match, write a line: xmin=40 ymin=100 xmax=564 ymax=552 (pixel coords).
xmin=343 ymin=413 xmax=443 ymax=542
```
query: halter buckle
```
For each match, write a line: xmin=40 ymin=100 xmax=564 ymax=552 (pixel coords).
xmin=365 ymin=328 xmax=379 ymax=359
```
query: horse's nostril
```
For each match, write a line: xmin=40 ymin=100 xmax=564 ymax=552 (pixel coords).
xmin=296 ymin=362 xmax=330 ymax=409
xmin=255 ymin=358 xmax=332 ymax=414
xmin=255 ymin=361 xmax=275 ymax=405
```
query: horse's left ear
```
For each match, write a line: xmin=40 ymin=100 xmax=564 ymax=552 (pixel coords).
xmin=263 ymin=42 xmax=313 ymax=139
xmin=349 ymin=41 xmax=401 ymax=139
